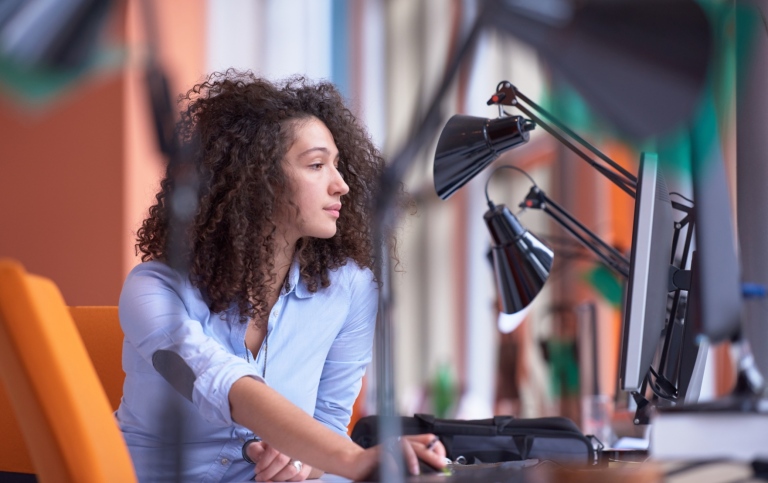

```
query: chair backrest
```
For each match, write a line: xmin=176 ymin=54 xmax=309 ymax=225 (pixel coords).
xmin=0 ymin=377 xmax=34 ymax=474
xmin=0 ymin=259 xmax=136 ymax=483
xmin=0 ymin=306 xmax=126 ymax=476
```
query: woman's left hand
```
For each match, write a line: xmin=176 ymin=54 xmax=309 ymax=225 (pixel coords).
xmin=398 ymin=434 xmax=448 ymax=475
xmin=244 ymin=440 xmax=314 ymax=482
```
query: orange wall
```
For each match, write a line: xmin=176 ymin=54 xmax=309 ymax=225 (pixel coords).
xmin=0 ymin=0 xmax=205 ymax=305
xmin=124 ymin=0 xmax=207 ymax=276
xmin=0 ymin=75 xmax=126 ymax=306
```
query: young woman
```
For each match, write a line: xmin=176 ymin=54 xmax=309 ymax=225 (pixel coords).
xmin=116 ymin=71 xmax=445 ymax=482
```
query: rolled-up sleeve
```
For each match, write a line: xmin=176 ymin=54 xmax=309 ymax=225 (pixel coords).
xmin=119 ymin=263 xmax=263 ymax=427
xmin=313 ymin=267 xmax=378 ymax=435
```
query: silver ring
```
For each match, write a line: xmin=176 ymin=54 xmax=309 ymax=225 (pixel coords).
xmin=291 ymin=460 xmax=303 ymax=472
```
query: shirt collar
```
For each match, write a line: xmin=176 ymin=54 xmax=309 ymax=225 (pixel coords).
xmin=284 ymin=258 xmax=315 ymax=299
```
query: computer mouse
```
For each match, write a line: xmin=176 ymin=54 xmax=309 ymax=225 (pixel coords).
xmin=415 ymin=458 xmax=447 ymax=476
xmin=406 ymin=458 xmax=454 ymax=480
xmin=367 ymin=459 xmax=449 ymax=481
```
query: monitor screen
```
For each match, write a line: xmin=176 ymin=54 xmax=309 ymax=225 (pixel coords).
xmin=619 ymin=153 xmax=674 ymax=393
xmin=689 ymin=144 xmax=742 ymax=344
xmin=668 ymin=138 xmax=743 ymax=402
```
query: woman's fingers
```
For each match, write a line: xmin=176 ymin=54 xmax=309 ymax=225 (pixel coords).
xmin=284 ymin=461 xmax=313 ymax=482
xmin=259 ymin=455 xmax=311 ymax=482
xmin=244 ymin=440 xmax=266 ymax=464
xmin=414 ymin=443 xmax=447 ymax=471
xmin=254 ymin=444 xmax=292 ymax=482
xmin=404 ymin=434 xmax=447 ymax=459
xmin=254 ymin=443 xmax=281 ymax=473
xmin=376 ymin=434 xmax=448 ymax=476
xmin=399 ymin=437 xmax=420 ymax=475
xmin=402 ymin=434 xmax=447 ymax=473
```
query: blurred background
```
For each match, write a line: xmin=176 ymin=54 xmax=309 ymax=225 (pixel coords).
xmin=0 ymin=0 xmax=743 ymax=443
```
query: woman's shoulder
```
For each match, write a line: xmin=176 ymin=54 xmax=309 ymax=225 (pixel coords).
xmin=126 ymin=259 xmax=183 ymax=283
xmin=120 ymin=260 xmax=211 ymax=317
xmin=330 ymin=260 xmax=376 ymax=291
xmin=122 ymin=260 xmax=197 ymax=298
xmin=328 ymin=260 xmax=378 ymax=322
xmin=120 ymin=260 xmax=208 ymax=313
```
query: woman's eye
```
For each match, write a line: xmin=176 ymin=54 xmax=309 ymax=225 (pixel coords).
xmin=310 ymin=163 xmax=323 ymax=170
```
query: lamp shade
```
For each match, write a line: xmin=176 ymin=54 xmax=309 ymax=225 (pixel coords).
xmin=485 ymin=203 xmax=554 ymax=314
xmin=481 ymin=0 xmax=712 ymax=139
xmin=434 ymin=114 xmax=533 ymax=200
xmin=0 ymin=0 xmax=115 ymax=104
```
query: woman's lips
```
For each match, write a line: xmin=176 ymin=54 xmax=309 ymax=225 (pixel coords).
xmin=324 ymin=203 xmax=341 ymax=218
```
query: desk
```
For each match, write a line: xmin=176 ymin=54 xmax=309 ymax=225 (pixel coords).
xmin=541 ymin=461 xmax=763 ymax=483
xmin=315 ymin=460 xmax=764 ymax=483
xmin=662 ymin=461 xmax=763 ymax=483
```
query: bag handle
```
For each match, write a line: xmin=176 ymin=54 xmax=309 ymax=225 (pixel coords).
xmin=414 ymin=414 xmax=516 ymax=435
xmin=493 ymin=415 xmax=514 ymax=430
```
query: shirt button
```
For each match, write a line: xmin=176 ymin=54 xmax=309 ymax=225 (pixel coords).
xmin=221 ymin=458 xmax=229 ymax=465
xmin=238 ymin=437 xmax=245 ymax=443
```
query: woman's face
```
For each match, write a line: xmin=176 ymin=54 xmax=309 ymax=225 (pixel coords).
xmin=278 ymin=117 xmax=350 ymax=244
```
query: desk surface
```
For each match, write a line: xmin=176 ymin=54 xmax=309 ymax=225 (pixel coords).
xmin=316 ymin=460 xmax=763 ymax=483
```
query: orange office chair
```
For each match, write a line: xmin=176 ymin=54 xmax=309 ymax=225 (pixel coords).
xmin=67 ymin=306 xmax=125 ymax=410
xmin=0 ymin=259 xmax=136 ymax=482
xmin=0 ymin=306 xmax=126 ymax=477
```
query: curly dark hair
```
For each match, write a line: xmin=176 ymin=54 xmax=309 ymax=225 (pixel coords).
xmin=136 ymin=70 xmax=385 ymax=324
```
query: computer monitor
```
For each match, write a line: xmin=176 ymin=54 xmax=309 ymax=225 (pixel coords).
xmin=619 ymin=143 xmax=743 ymax=405
xmin=688 ymin=143 xmax=742 ymax=345
xmin=669 ymin=136 xmax=742 ymax=402
xmin=619 ymin=153 xmax=675 ymax=393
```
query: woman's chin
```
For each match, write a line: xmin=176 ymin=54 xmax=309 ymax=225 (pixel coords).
xmin=303 ymin=228 xmax=338 ymax=240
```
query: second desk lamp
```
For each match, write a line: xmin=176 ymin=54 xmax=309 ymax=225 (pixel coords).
xmin=434 ymin=81 xmax=633 ymax=314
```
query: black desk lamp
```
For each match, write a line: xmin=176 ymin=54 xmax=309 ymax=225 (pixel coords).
xmin=434 ymin=82 xmax=633 ymax=314
xmin=483 ymin=174 xmax=554 ymax=315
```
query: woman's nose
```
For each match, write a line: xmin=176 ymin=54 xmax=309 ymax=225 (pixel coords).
xmin=332 ymin=168 xmax=349 ymax=195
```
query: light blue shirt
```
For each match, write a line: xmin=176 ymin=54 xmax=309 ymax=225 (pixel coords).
xmin=116 ymin=259 xmax=378 ymax=482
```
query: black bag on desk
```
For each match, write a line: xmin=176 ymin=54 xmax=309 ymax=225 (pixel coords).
xmin=351 ymin=413 xmax=596 ymax=465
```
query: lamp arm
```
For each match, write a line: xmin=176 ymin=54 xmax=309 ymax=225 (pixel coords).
xmin=512 ymin=85 xmax=638 ymax=185
xmin=524 ymin=187 xmax=630 ymax=278
xmin=490 ymin=81 xmax=637 ymax=198
xmin=515 ymin=103 xmax=636 ymax=198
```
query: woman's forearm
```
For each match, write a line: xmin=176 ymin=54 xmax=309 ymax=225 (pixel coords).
xmin=229 ymin=376 xmax=372 ymax=479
